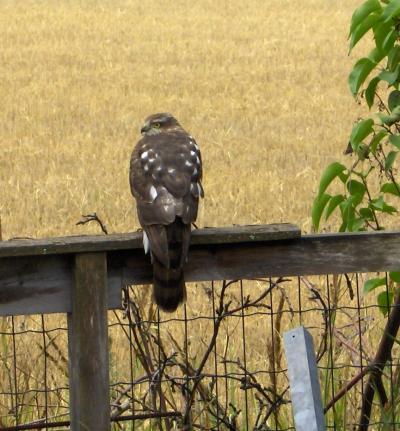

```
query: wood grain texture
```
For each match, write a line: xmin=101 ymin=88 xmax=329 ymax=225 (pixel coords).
xmin=0 ymin=255 xmax=121 ymax=316
xmin=0 ymin=255 xmax=72 ymax=315
xmin=68 ymin=252 xmax=110 ymax=431
xmin=111 ymin=231 xmax=400 ymax=285
xmin=1 ymin=228 xmax=400 ymax=316
xmin=0 ymin=224 xmax=300 ymax=257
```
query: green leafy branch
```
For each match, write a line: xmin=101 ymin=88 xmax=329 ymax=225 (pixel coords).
xmin=312 ymin=0 xmax=400 ymax=314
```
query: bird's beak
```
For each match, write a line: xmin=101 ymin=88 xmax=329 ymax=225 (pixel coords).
xmin=141 ymin=124 xmax=150 ymax=135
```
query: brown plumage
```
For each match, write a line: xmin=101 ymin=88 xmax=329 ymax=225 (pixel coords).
xmin=129 ymin=113 xmax=204 ymax=312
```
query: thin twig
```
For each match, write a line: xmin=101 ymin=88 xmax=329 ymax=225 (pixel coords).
xmin=76 ymin=212 xmax=108 ymax=234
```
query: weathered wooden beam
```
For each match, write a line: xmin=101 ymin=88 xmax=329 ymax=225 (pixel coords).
xmin=110 ymin=230 xmax=400 ymax=284
xmin=0 ymin=223 xmax=300 ymax=257
xmin=0 ymin=255 xmax=120 ymax=316
xmin=68 ymin=252 xmax=110 ymax=431
xmin=1 ymin=227 xmax=400 ymax=317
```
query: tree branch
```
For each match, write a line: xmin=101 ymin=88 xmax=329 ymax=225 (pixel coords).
xmin=358 ymin=289 xmax=400 ymax=431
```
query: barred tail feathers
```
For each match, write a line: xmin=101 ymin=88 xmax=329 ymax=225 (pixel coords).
xmin=148 ymin=218 xmax=191 ymax=312
xmin=153 ymin=257 xmax=186 ymax=312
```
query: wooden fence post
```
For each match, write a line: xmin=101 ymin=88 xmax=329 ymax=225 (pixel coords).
xmin=68 ymin=252 xmax=110 ymax=430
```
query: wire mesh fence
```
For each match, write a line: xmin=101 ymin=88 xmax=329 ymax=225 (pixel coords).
xmin=0 ymin=273 xmax=399 ymax=430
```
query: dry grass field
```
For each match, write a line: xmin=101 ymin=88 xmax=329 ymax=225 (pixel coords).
xmin=2 ymin=0 xmax=397 ymax=430
xmin=0 ymin=0 xmax=369 ymax=239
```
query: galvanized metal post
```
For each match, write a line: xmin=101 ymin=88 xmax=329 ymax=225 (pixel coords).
xmin=283 ymin=326 xmax=326 ymax=431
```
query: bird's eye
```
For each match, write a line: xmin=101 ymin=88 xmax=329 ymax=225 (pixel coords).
xmin=153 ymin=122 xmax=161 ymax=128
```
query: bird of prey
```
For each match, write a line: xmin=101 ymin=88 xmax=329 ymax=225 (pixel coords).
xmin=129 ymin=113 xmax=204 ymax=312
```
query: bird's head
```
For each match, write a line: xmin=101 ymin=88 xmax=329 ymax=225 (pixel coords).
xmin=140 ymin=113 xmax=181 ymax=136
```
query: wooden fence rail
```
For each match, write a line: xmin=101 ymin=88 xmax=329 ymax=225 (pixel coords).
xmin=1 ymin=223 xmax=400 ymax=430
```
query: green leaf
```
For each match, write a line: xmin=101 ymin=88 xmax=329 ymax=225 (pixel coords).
xmin=312 ymin=193 xmax=331 ymax=231
xmin=374 ymin=19 xmax=396 ymax=52
xmin=340 ymin=197 xmax=356 ymax=229
xmin=317 ymin=162 xmax=347 ymax=197
xmin=370 ymin=196 xmax=384 ymax=209
xmin=349 ymin=59 xmax=376 ymax=95
xmin=356 ymin=143 xmax=371 ymax=160
xmin=383 ymin=29 xmax=397 ymax=53
xmin=389 ymin=90 xmax=400 ymax=111
xmin=347 ymin=179 xmax=366 ymax=196
xmin=376 ymin=113 xmax=392 ymax=124
xmin=350 ymin=217 xmax=367 ymax=231
xmin=388 ymin=45 xmax=400 ymax=71
xmin=381 ymin=181 xmax=400 ymax=196
xmin=350 ymin=0 xmax=382 ymax=36
xmin=369 ymin=47 xmax=387 ymax=63
xmin=377 ymin=290 xmax=393 ymax=316
xmin=376 ymin=105 xmax=400 ymax=125
xmin=383 ymin=203 xmax=397 ymax=213
xmin=325 ymin=194 xmax=345 ymax=220
xmin=370 ymin=196 xmax=397 ymax=212
xmin=390 ymin=106 xmax=400 ymax=121
xmin=364 ymin=276 xmax=386 ymax=293
xmin=389 ymin=135 xmax=400 ymax=149
xmin=350 ymin=12 xmax=381 ymax=51
xmin=349 ymin=49 xmax=386 ymax=95
xmin=353 ymin=192 xmax=365 ymax=207
xmin=379 ymin=65 xmax=400 ymax=85
xmin=370 ymin=130 xmax=387 ymax=153
xmin=385 ymin=150 xmax=398 ymax=170
xmin=389 ymin=271 xmax=400 ymax=282
xmin=389 ymin=104 xmax=400 ymax=121
xmin=365 ymin=76 xmax=381 ymax=107
xmin=338 ymin=171 xmax=350 ymax=183
xmin=350 ymin=119 xmax=374 ymax=148
xmin=382 ymin=0 xmax=400 ymax=21
xmin=360 ymin=206 xmax=375 ymax=219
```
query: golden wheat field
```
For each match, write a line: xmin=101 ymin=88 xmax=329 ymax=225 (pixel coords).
xmin=1 ymin=0 xmax=397 ymax=430
xmin=0 ymin=0 xmax=371 ymax=239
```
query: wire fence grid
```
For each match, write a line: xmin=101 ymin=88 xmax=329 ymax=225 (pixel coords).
xmin=0 ymin=273 xmax=399 ymax=431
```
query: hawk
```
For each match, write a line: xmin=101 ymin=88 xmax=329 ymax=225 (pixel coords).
xmin=129 ymin=113 xmax=204 ymax=312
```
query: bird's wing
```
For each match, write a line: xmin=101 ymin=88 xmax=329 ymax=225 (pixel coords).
xmin=130 ymin=131 xmax=203 ymax=265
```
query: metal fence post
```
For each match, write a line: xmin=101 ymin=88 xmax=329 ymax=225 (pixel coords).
xmin=283 ymin=326 xmax=326 ymax=431
xmin=68 ymin=252 xmax=110 ymax=430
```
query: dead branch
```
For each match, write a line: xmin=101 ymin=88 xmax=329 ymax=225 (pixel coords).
xmin=125 ymin=300 xmax=171 ymax=431
xmin=325 ymin=365 xmax=372 ymax=413
xmin=110 ymin=376 xmax=148 ymax=418
xmin=179 ymin=278 xmax=285 ymax=429
xmin=76 ymin=212 xmax=108 ymax=234
xmin=358 ymin=289 xmax=400 ymax=431
xmin=344 ymin=273 xmax=354 ymax=300
xmin=180 ymin=280 xmax=230 ymax=428
xmin=300 ymin=276 xmax=329 ymax=362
